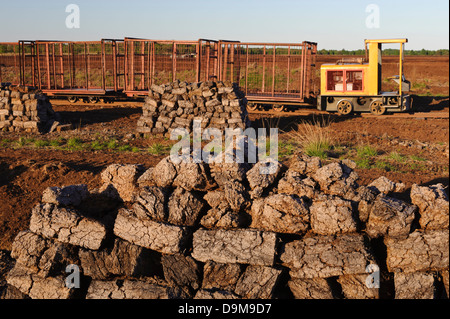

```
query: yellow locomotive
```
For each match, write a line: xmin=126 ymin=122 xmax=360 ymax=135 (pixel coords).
xmin=317 ymin=39 xmax=411 ymax=115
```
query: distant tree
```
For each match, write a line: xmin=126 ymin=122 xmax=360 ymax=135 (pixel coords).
xmin=316 ymin=48 xmax=448 ymax=56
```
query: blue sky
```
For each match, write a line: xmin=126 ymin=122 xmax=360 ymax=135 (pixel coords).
xmin=0 ymin=0 xmax=448 ymax=50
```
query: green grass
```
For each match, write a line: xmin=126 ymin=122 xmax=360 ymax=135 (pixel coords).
xmin=412 ymin=81 xmax=427 ymax=90
xmin=87 ymin=139 xmax=139 ymax=153
xmin=355 ymin=158 xmax=371 ymax=169
xmin=388 ymin=151 xmax=407 ymax=162
xmin=33 ymin=139 xmax=50 ymax=148
xmin=0 ymin=138 xmax=12 ymax=147
xmin=408 ymin=162 xmax=426 ymax=171
xmin=89 ymin=139 xmax=140 ymax=153
xmin=308 ymin=148 xmax=329 ymax=159
xmin=278 ymin=140 xmax=296 ymax=161
xmin=303 ymin=140 xmax=331 ymax=159
xmin=374 ymin=160 xmax=397 ymax=172
xmin=117 ymin=145 xmax=132 ymax=152
xmin=49 ymin=138 xmax=64 ymax=148
xmin=148 ymin=142 xmax=169 ymax=155
xmin=409 ymin=155 xmax=427 ymax=162
xmin=356 ymin=145 xmax=378 ymax=158
xmin=67 ymin=137 xmax=85 ymax=150
xmin=106 ymin=139 xmax=119 ymax=150
xmin=15 ymin=137 xmax=35 ymax=148
xmin=90 ymin=140 xmax=107 ymax=151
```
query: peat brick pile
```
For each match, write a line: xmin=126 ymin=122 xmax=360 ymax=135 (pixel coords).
xmin=0 ymin=85 xmax=58 ymax=133
xmin=136 ymin=80 xmax=250 ymax=135
xmin=2 ymin=153 xmax=449 ymax=299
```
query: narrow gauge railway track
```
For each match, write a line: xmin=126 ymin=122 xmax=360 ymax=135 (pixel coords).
xmin=49 ymin=99 xmax=448 ymax=120
xmin=247 ymin=108 xmax=449 ymax=119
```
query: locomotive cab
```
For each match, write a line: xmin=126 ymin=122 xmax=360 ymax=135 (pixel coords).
xmin=317 ymin=39 xmax=411 ymax=115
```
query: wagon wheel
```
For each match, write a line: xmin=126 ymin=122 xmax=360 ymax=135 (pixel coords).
xmin=273 ymin=104 xmax=285 ymax=112
xmin=246 ymin=103 xmax=258 ymax=112
xmin=337 ymin=100 xmax=353 ymax=115
xmin=370 ymin=100 xmax=386 ymax=115
xmin=67 ymin=96 xmax=78 ymax=103
xmin=89 ymin=96 xmax=99 ymax=104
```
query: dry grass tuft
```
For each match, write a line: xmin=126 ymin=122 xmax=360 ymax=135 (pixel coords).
xmin=287 ymin=116 xmax=334 ymax=159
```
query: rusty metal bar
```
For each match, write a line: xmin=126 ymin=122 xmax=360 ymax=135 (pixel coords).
xmin=223 ymin=44 xmax=228 ymax=81
xmin=124 ymin=40 xmax=129 ymax=91
xmin=130 ymin=41 xmax=135 ymax=90
xmin=305 ymin=43 xmax=317 ymax=97
xmin=20 ymin=42 xmax=24 ymax=85
xmin=14 ymin=45 xmax=18 ymax=84
xmin=88 ymin=43 xmax=92 ymax=89
xmin=206 ymin=44 xmax=210 ymax=81
xmin=216 ymin=41 xmax=221 ymax=81
xmin=32 ymin=43 xmax=36 ymax=87
xmin=151 ymin=41 xmax=155 ymax=87
xmin=245 ymin=44 xmax=249 ymax=95
xmin=271 ymin=45 xmax=275 ymax=97
xmin=19 ymin=42 xmax=24 ymax=85
xmin=114 ymin=41 xmax=120 ymax=91
xmin=83 ymin=43 xmax=88 ymax=89
xmin=230 ymin=44 xmax=235 ymax=83
xmin=287 ymin=46 xmax=291 ymax=93
xmin=140 ymin=41 xmax=145 ymax=90
xmin=70 ymin=43 xmax=75 ymax=89
xmin=300 ymin=43 xmax=306 ymax=99
xmin=304 ymin=44 xmax=310 ymax=97
xmin=45 ymin=43 xmax=51 ymax=89
xmin=213 ymin=42 xmax=218 ymax=79
xmin=147 ymin=41 xmax=150 ymax=89
xmin=262 ymin=45 xmax=266 ymax=93
xmin=52 ymin=43 xmax=57 ymax=89
xmin=36 ymin=43 xmax=42 ymax=89
xmin=101 ymin=40 xmax=106 ymax=90
xmin=196 ymin=40 xmax=200 ymax=82
xmin=173 ymin=42 xmax=177 ymax=82
xmin=59 ymin=43 xmax=64 ymax=88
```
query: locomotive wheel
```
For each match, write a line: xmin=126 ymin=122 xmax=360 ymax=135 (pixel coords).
xmin=67 ymin=96 xmax=78 ymax=103
xmin=337 ymin=100 xmax=353 ymax=115
xmin=246 ymin=103 xmax=258 ymax=112
xmin=370 ymin=100 xmax=386 ymax=115
xmin=273 ymin=104 xmax=285 ymax=112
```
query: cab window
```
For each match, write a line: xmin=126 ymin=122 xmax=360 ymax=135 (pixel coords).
xmin=346 ymin=70 xmax=363 ymax=91
xmin=326 ymin=70 xmax=363 ymax=92
xmin=327 ymin=71 xmax=343 ymax=91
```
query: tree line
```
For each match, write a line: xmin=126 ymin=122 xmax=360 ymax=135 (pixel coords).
xmin=1 ymin=43 xmax=448 ymax=56
xmin=318 ymin=48 xmax=449 ymax=56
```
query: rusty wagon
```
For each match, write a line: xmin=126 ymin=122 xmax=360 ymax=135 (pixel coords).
xmin=0 ymin=38 xmax=318 ymax=111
